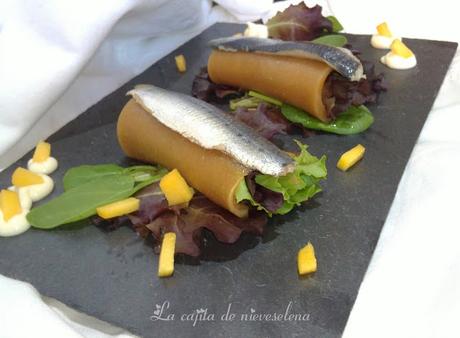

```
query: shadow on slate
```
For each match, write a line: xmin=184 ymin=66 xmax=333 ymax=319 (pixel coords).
xmin=0 ymin=23 xmax=457 ymax=338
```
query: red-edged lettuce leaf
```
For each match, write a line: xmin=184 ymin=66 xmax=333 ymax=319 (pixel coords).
xmin=126 ymin=183 xmax=175 ymax=238
xmin=192 ymin=67 xmax=243 ymax=102
xmin=232 ymin=101 xmax=314 ymax=139
xmin=124 ymin=183 xmax=266 ymax=257
xmin=324 ymin=48 xmax=387 ymax=119
xmin=346 ymin=44 xmax=387 ymax=94
xmin=144 ymin=195 xmax=266 ymax=256
xmin=234 ymin=103 xmax=290 ymax=140
xmin=267 ymin=4 xmax=332 ymax=41
xmin=244 ymin=171 xmax=284 ymax=213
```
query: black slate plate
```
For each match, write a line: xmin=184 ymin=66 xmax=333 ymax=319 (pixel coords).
xmin=0 ymin=23 xmax=457 ymax=338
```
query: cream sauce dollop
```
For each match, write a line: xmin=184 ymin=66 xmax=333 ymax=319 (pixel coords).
xmin=0 ymin=209 xmax=31 ymax=237
xmin=0 ymin=156 xmax=57 ymax=237
xmin=27 ymin=157 xmax=58 ymax=175
xmin=371 ymin=35 xmax=400 ymax=49
xmin=380 ymin=52 xmax=417 ymax=69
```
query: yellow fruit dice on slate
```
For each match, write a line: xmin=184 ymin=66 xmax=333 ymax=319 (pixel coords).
xmin=158 ymin=232 xmax=176 ymax=277
xmin=175 ymin=54 xmax=186 ymax=73
xmin=159 ymin=169 xmax=194 ymax=206
xmin=96 ymin=197 xmax=140 ymax=219
xmin=298 ymin=242 xmax=317 ymax=276
xmin=337 ymin=144 xmax=366 ymax=171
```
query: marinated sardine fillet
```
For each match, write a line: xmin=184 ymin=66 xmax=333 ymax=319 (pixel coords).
xmin=127 ymin=85 xmax=294 ymax=176
xmin=118 ymin=85 xmax=296 ymax=217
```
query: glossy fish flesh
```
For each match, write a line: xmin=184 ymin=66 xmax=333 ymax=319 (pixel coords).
xmin=209 ymin=36 xmax=364 ymax=81
xmin=128 ymin=85 xmax=295 ymax=176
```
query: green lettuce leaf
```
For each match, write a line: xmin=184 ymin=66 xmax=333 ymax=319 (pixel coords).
xmin=229 ymin=96 xmax=261 ymax=111
xmin=235 ymin=141 xmax=327 ymax=215
xmin=327 ymin=16 xmax=344 ymax=32
xmin=281 ymin=104 xmax=374 ymax=135
xmin=312 ymin=34 xmax=347 ymax=47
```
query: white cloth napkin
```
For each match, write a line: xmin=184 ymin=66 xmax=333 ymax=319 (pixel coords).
xmin=0 ymin=0 xmax=271 ymax=171
xmin=1 ymin=1 xmax=459 ymax=337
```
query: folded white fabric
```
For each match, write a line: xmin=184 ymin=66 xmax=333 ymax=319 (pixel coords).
xmin=0 ymin=274 xmax=137 ymax=338
xmin=343 ymin=52 xmax=460 ymax=338
xmin=0 ymin=0 xmax=271 ymax=171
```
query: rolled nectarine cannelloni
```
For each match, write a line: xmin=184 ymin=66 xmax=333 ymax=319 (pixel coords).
xmin=118 ymin=99 xmax=251 ymax=217
xmin=208 ymin=50 xmax=333 ymax=122
xmin=117 ymin=85 xmax=326 ymax=219
xmin=207 ymin=36 xmax=365 ymax=122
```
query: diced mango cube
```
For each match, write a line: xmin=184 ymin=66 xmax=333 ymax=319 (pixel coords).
xmin=32 ymin=141 xmax=51 ymax=163
xmin=159 ymin=169 xmax=194 ymax=206
xmin=96 ymin=197 xmax=140 ymax=219
xmin=298 ymin=242 xmax=317 ymax=276
xmin=337 ymin=144 xmax=366 ymax=171
xmin=376 ymin=22 xmax=392 ymax=37
xmin=175 ymin=54 xmax=186 ymax=73
xmin=12 ymin=167 xmax=44 ymax=187
xmin=158 ymin=232 xmax=176 ymax=277
xmin=0 ymin=190 xmax=22 ymax=222
xmin=391 ymin=39 xmax=414 ymax=58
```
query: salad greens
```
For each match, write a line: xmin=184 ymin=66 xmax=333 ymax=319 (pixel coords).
xmin=236 ymin=141 xmax=327 ymax=215
xmin=327 ymin=15 xmax=344 ymax=33
xmin=230 ymin=91 xmax=281 ymax=111
xmin=266 ymin=3 xmax=347 ymax=46
xmin=63 ymin=164 xmax=165 ymax=190
xmin=267 ymin=3 xmax=334 ymax=41
xmin=312 ymin=34 xmax=347 ymax=47
xmin=63 ymin=164 xmax=123 ymax=190
xmin=230 ymin=96 xmax=261 ymax=111
xmin=281 ymin=104 xmax=374 ymax=135
xmin=27 ymin=164 xmax=167 ymax=229
xmin=232 ymin=91 xmax=374 ymax=135
xmin=247 ymin=91 xmax=282 ymax=106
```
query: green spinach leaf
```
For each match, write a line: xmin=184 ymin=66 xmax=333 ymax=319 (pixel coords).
xmin=124 ymin=165 xmax=168 ymax=183
xmin=312 ymin=34 xmax=347 ymax=47
xmin=281 ymin=104 xmax=374 ymax=135
xmin=29 ymin=164 xmax=168 ymax=229
xmin=130 ymin=167 xmax=168 ymax=194
xmin=27 ymin=175 xmax=136 ymax=229
xmin=63 ymin=164 xmax=123 ymax=191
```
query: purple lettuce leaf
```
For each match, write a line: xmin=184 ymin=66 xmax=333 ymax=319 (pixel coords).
xmin=323 ymin=47 xmax=387 ymax=119
xmin=233 ymin=102 xmax=290 ymax=140
xmin=119 ymin=183 xmax=267 ymax=257
xmin=192 ymin=67 xmax=244 ymax=102
xmin=127 ymin=183 xmax=174 ymax=238
xmin=144 ymin=195 xmax=267 ymax=257
xmin=267 ymin=4 xmax=332 ymax=41
xmin=245 ymin=172 xmax=284 ymax=213
xmin=233 ymin=102 xmax=315 ymax=139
